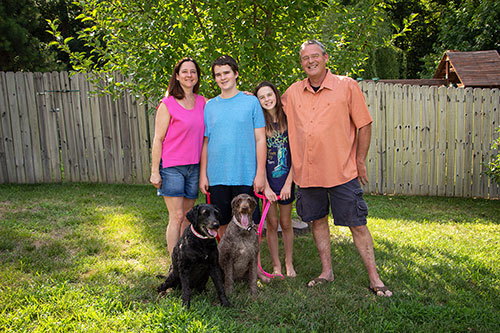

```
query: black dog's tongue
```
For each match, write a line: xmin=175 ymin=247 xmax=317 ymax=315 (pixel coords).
xmin=208 ymin=228 xmax=218 ymax=237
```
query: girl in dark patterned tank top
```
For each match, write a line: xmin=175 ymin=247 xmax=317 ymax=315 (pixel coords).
xmin=254 ymin=81 xmax=296 ymax=278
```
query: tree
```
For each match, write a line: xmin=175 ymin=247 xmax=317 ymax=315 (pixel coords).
xmin=48 ymin=0 xmax=404 ymax=104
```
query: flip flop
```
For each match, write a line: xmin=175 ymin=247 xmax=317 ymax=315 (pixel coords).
xmin=368 ymin=285 xmax=393 ymax=297
xmin=306 ymin=277 xmax=332 ymax=288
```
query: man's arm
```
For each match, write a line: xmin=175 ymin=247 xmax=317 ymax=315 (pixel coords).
xmin=253 ymin=127 xmax=266 ymax=193
xmin=199 ymin=137 xmax=209 ymax=194
xmin=356 ymin=123 xmax=372 ymax=185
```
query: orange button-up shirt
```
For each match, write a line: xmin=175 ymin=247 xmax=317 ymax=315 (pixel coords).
xmin=282 ymin=70 xmax=372 ymax=188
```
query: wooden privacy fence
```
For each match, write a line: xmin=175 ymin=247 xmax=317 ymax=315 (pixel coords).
xmin=0 ymin=72 xmax=499 ymax=198
xmin=360 ymin=82 xmax=499 ymax=199
xmin=0 ymin=71 xmax=153 ymax=185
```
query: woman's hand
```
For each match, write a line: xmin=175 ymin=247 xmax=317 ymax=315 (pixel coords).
xmin=199 ymin=174 xmax=209 ymax=195
xmin=150 ymin=172 xmax=162 ymax=189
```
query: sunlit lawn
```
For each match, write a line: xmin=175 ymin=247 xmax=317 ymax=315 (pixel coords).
xmin=0 ymin=183 xmax=499 ymax=332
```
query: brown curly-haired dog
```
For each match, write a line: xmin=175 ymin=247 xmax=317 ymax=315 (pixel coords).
xmin=218 ymin=193 xmax=259 ymax=295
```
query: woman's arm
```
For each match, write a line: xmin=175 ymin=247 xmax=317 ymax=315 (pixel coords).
xmin=150 ymin=103 xmax=171 ymax=188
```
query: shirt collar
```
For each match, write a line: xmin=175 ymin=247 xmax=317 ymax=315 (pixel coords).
xmin=302 ymin=69 xmax=336 ymax=93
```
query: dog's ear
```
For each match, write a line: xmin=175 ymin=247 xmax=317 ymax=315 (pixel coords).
xmin=231 ymin=195 xmax=241 ymax=216
xmin=249 ymin=195 xmax=257 ymax=212
xmin=186 ymin=205 xmax=198 ymax=224
xmin=213 ymin=206 xmax=221 ymax=221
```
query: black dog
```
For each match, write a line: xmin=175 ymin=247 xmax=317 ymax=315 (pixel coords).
xmin=157 ymin=204 xmax=230 ymax=308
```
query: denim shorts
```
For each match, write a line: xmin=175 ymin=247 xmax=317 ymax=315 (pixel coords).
xmin=295 ymin=178 xmax=368 ymax=226
xmin=157 ymin=163 xmax=200 ymax=199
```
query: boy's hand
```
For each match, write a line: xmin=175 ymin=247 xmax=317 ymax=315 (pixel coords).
xmin=199 ymin=175 xmax=209 ymax=195
xmin=253 ymin=174 xmax=265 ymax=193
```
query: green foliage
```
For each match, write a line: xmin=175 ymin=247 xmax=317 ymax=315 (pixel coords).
xmin=485 ymin=127 xmax=500 ymax=184
xmin=0 ymin=0 xmax=86 ymax=71
xmin=318 ymin=0 xmax=410 ymax=78
xmin=48 ymin=0 xmax=328 ymax=103
xmin=47 ymin=0 xmax=407 ymax=104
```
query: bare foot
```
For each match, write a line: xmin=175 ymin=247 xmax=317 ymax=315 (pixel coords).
xmin=286 ymin=266 xmax=296 ymax=278
xmin=369 ymin=285 xmax=393 ymax=297
xmin=257 ymin=269 xmax=271 ymax=283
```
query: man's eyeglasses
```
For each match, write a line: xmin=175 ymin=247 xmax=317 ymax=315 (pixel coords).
xmin=300 ymin=54 xmax=321 ymax=62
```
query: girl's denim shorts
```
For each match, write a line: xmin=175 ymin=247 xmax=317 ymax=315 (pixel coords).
xmin=157 ymin=163 xmax=200 ymax=199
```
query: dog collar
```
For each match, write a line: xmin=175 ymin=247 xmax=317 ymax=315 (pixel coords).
xmin=190 ymin=225 xmax=210 ymax=239
xmin=232 ymin=216 xmax=254 ymax=232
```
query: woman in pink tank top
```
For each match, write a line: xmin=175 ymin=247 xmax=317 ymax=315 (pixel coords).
xmin=150 ymin=58 xmax=207 ymax=257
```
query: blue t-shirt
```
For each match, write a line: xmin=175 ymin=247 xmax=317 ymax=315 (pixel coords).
xmin=266 ymin=124 xmax=292 ymax=193
xmin=204 ymin=92 xmax=265 ymax=186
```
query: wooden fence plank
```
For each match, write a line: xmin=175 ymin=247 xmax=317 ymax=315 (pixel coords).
xmin=455 ymin=88 xmax=465 ymax=197
xmin=6 ymin=72 xmax=26 ymax=183
xmin=463 ymin=88 xmax=474 ymax=197
xmin=127 ymin=92 xmax=144 ymax=183
xmin=385 ymin=84 xmax=395 ymax=194
xmin=99 ymin=92 xmax=115 ymax=183
xmin=411 ymin=85 xmax=421 ymax=194
xmin=377 ymin=83 xmax=386 ymax=194
xmin=480 ymin=89 xmax=492 ymax=196
xmin=489 ymin=89 xmax=500 ymax=198
xmin=364 ymin=82 xmax=376 ymax=193
xmin=0 ymin=72 xmax=14 ymax=183
xmin=420 ymin=86 xmax=430 ymax=195
xmin=88 ymin=79 xmax=106 ymax=183
xmin=68 ymin=73 xmax=88 ymax=182
xmin=394 ymin=84 xmax=404 ymax=194
xmin=24 ymin=73 xmax=43 ymax=183
xmin=446 ymin=87 xmax=457 ymax=196
xmin=52 ymin=71 xmax=72 ymax=182
xmin=76 ymin=73 xmax=97 ymax=182
xmin=14 ymin=72 xmax=35 ymax=183
xmin=33 ymin=73 xmax=51 ymax=182
xmin=428 ymin=86 xmax=438 ymax=195
xmin=437 ymin=86 xmax=448 ymax=196
xmin=403 ymin=85 xmax=412 ymax=194
xmin=136 ymin=97 xmax=151 ymax=184
xmin=472 ymin=88 xmax=483 ymax=197
xmin=115 ymin=73 xmax=133 ymax=184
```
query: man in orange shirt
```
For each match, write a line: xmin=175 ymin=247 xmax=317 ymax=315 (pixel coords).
xmin=282 ymin=40 xmax=392 ymax=296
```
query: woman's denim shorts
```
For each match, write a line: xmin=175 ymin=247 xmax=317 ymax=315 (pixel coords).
xmin=157 ymin=163 xmax=200 ymax=199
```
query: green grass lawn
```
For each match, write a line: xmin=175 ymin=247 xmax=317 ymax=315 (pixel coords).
xmin=0 ymin=183 xmax=499 ymax=332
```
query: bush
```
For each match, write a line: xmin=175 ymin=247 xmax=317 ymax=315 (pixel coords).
xmin=485 ymin=126 xmax=500 ymax=184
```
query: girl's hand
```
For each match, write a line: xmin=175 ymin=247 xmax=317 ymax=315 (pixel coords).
xmin=264 ymin=185 xmax=278 ymax=202
xmin=150 ymin=172 xmax=162 ymax=189
xmin=279 ymin=183 xmax=292 ymax=201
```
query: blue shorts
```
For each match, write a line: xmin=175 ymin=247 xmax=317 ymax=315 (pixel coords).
xmin=157 ymin=163 xmax=200 ymax=199
xmin=295 ymin=178 xmax=368 ymax=226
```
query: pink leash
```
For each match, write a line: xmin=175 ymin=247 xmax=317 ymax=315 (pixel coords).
xmin=255 ymin=191 xmax=280 ymax=280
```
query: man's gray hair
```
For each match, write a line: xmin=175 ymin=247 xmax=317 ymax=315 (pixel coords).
xmin=300 ymin=40 xmax=327 ymax=55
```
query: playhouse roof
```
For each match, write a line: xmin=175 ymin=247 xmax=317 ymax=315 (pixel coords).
xmin=433 ymin=50 xmax=500 ymax=88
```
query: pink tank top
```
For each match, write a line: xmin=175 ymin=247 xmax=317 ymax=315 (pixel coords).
xmin=159 ymin=95 xmax=205 ymax=168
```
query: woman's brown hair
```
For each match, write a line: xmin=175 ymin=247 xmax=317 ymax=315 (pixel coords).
xmin=254 ymin=81 xmax=287 ymax=137
xmin=167 ymin=58 xmax=201 ymax=99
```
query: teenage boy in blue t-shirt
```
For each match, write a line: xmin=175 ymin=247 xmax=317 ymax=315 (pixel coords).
xmin=199 ymin=55 xmax=266 ymax=241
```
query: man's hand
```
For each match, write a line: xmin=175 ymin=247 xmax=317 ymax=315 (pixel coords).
xmin=357 ymin=160 xmax=368 ymax=185
xmin=150 ymin=172 xmax=162 ymax=189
